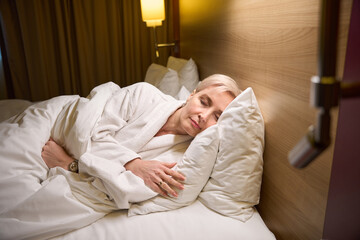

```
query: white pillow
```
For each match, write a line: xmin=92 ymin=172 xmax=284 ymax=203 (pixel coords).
xmin=128 ymin=125 xmax=219 ymax=216
xmin=175 ymin=85 xmax=191 ymax=101
xmin=157 ymin=70 xmax=182 ymax=98
xmin=144 ymin=63 xmax=167 ymax=86
xmin=167 ymin=56 xmax=188 ymax=71
xmin=144 ymin=63 xmax=181 ymax=97
xmin=199 ymin=87 xmax=265 ymax=222
xmin=167 ymin=56 xmax=199 ymax=92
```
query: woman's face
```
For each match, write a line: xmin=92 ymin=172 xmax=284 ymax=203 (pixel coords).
xmin=179 ymin=86 xmax=234 ymax=137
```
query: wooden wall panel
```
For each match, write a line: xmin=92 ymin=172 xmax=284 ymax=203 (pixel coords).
xmin=179 ymin=0 xmax=352 ymax=239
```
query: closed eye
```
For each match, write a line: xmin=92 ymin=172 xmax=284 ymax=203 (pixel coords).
xmin=214 ymin=112 xmax=221 ymax=121
xmin=200 ymin=98 xmax=209 ymax=106
xmin=200 ymin=95 xmax=212 ymax=107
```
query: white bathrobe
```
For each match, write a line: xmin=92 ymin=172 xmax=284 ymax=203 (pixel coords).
xmin=75 ymin=82 xmax=193 ymax=210
xmin=0 ymin=82 xmax=192 ymax=239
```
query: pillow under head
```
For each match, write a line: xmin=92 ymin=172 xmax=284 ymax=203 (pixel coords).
xmin=199 ymin=87 xmax=265 ymax=222
xmin=128 ymin=125 xmax=219 ymax=216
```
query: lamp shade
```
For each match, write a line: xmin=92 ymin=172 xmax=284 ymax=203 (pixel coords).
xmin=140 ymin=0 xmax=165 ymax=27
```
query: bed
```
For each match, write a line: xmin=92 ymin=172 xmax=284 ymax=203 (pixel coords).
xmin=50 ymin=201 xmax=273 ymax=240
xmin=0 ymin=0 xmax=354 ymax=239
xmin=0 ymin=56 xmax=275 ymax=240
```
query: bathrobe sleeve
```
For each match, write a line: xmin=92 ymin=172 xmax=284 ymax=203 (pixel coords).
xmin=78 ymin=82 xmax=180 ymax=209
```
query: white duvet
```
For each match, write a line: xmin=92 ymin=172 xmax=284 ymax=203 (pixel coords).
xmin=0 ymin=82 xmax=191 ymax=239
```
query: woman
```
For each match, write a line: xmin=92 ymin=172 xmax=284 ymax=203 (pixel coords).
xmin=42 ymin=74 xmax=241 ymax=204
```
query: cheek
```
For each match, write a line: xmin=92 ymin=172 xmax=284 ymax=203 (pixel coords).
xmin=182 ymin=103 xmax=193 ymax=115
xmin=204 ymin=119 xmax=217 ymax=130
xmin=187 ymin=99 xmax=202 ymax=112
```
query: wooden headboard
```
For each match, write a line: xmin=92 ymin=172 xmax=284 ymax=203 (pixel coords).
xmin=177 ymin=0 xmax=352 ymax=239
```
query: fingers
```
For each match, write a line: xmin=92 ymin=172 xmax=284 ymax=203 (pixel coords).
xmin=158 ymin=180 xmax=178 ymax=198
xmin=42 ymin=141 xmax=50 ymax=152
xmin=157 ymin=170 xmax=184 ymax=191
xmin=155 ymin=162 xmax=186 ymax=197
xmin=148 ymin=181 xmax=168 ymax=198
xmin=127 ymin=160 xmax=186 ymax=198
xmin=162 ymin=162 xmax=186 ymax=181
xmin=165 ymin=175 xmax=184 ymax=191
xmin=147 ymin=175 xmax=179 ymax=198
xmin=162 ymin=162 xmax=177 ymax=168
xmin=42 ymin=138 xmax=55 ymax=151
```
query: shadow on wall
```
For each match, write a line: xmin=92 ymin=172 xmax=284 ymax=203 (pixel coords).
xmin=0 ymin=52 xmax=7 ymax=99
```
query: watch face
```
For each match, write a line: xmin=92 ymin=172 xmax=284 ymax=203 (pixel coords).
xmin=69 ymin=161 xmax=78 ymax=172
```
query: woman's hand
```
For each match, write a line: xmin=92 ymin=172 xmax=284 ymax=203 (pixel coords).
xmin=41 ymin=138 xmax=74 ymax=170
xmin=124 ymin=158 xmax=185 ymax=198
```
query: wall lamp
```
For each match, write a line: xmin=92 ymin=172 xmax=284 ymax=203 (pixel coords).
xmin=288 ymin=0 xmax=360 ymax=168
xmin=140 ymin=0 xmax=176 ymax=58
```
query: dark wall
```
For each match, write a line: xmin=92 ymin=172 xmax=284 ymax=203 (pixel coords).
xmin=323 ymin=1 xmax=360 ymax=239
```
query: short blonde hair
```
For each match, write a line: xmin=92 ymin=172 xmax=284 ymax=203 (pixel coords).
xmin=195 ymin=74 xmax=241 ymax=97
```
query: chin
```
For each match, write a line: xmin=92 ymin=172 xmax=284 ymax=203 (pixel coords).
xmin=184 ymin=128 xmax=197 ymax=137
xmin=189 ymin=132 xmax=197 ymax=137
xmin=189 ymin=128 xmax=201 ymax=137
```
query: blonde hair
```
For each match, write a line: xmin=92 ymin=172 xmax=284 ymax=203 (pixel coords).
xmin=195 ymin=74 xmax=241 ymax=97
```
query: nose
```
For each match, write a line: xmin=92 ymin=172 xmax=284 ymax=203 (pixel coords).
xmin=198 ymin=112 xmax=216 ymax=130
xmin=199 ymin=110 xmax=211 ymax=123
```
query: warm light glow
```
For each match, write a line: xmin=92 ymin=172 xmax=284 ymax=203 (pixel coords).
xmin=140 ymin=0 xmax=165 ymax=27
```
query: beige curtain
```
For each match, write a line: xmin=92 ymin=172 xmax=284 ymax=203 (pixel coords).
xmin=0 ymin=0 xmax=174 ymax=101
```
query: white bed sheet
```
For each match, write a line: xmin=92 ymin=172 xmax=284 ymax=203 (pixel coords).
xmin=0 ymin=99 xmax=275 ymax=240
xmin=51 ymin=200 xmax=275 ymax=240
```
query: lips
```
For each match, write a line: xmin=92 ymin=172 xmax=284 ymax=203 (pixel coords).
xmin=190 ymin=118 xmax=200 ymax=129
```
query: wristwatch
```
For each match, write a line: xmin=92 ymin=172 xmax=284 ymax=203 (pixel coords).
xmin=69 ymin=160 xmax=79 ymax=173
